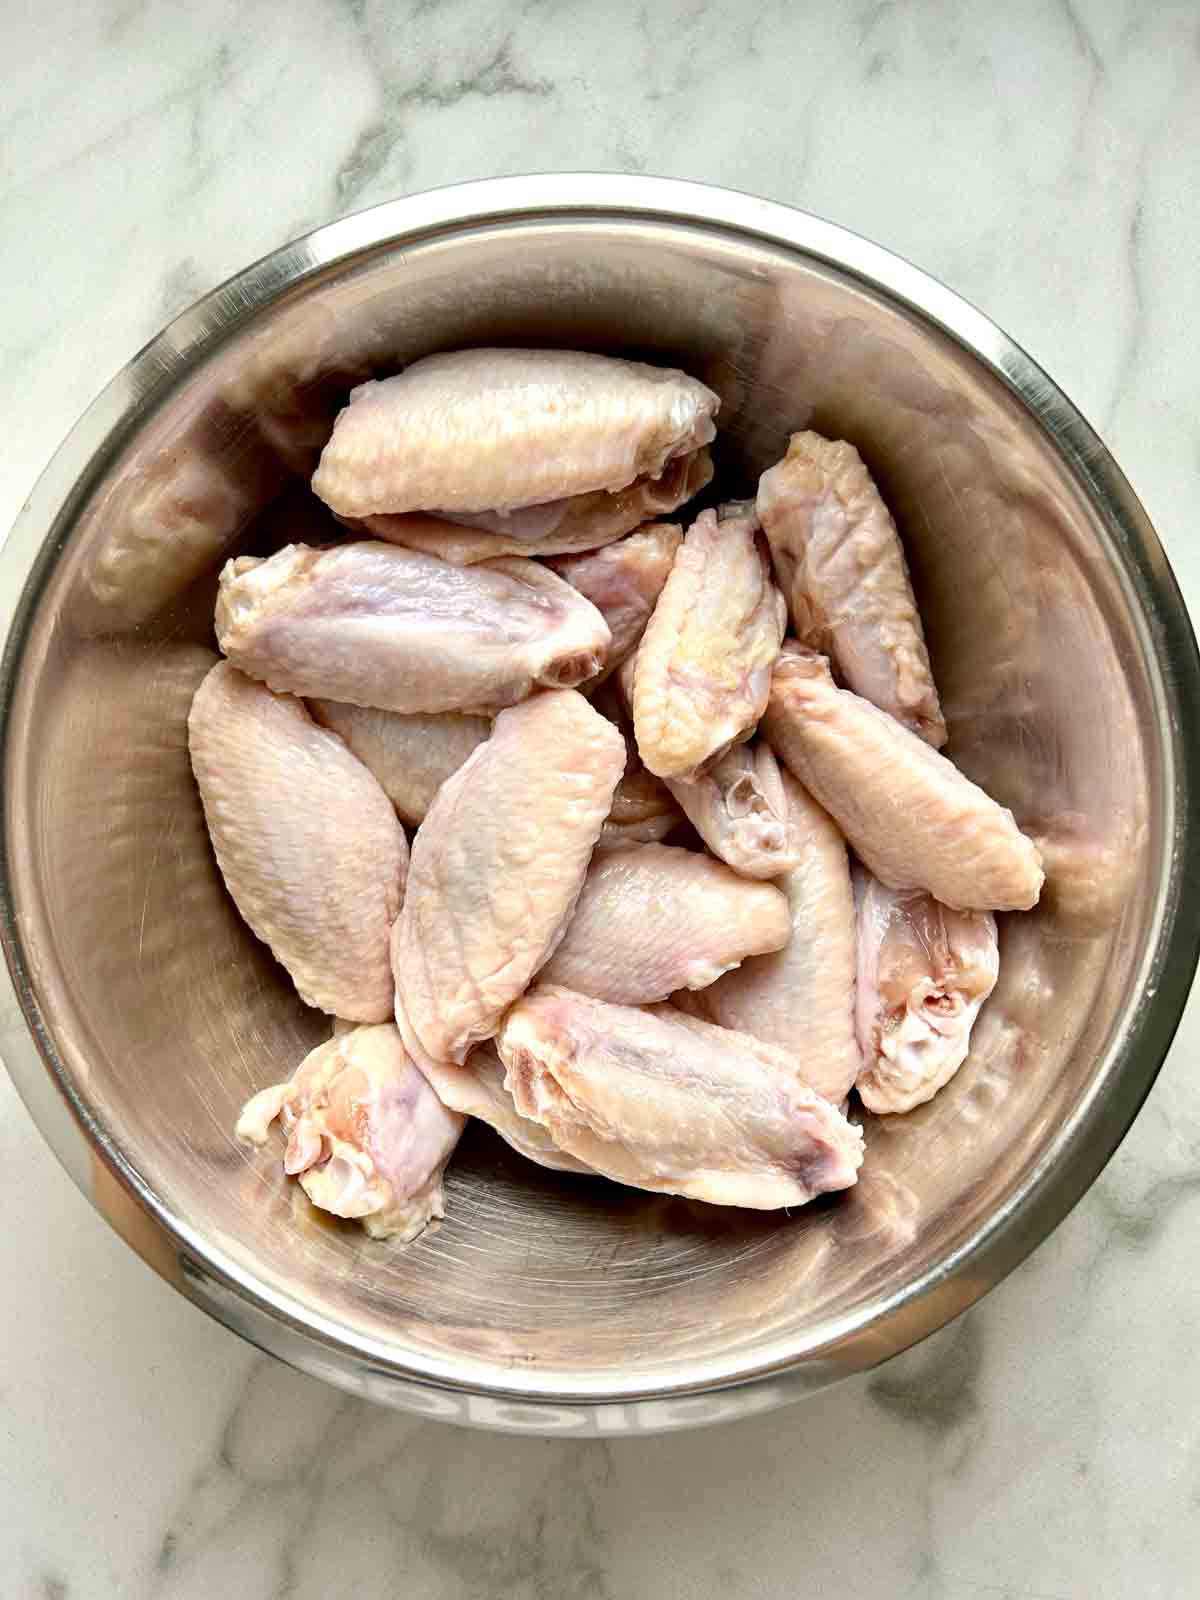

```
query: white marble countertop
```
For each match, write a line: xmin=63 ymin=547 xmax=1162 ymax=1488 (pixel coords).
xmin=4 ymin=3 xmax=1199 ymax=1595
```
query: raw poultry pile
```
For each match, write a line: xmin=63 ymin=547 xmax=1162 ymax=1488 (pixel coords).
xmin=189 ymin=348 xmax=1043 ymax=1243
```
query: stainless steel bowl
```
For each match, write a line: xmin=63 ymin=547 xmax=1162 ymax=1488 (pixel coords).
xmin=3 ymin=175 xmax=1198 ymax=1435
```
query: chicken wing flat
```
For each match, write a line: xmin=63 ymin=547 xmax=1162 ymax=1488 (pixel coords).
xmin=216 ymin=541 xmax=610 ymax=713
xmin=392 ymin=690 xmax=625 ymax=1067
xmin=189 ymin=662 xmax=407 ymax=1020
xmin=764 ymin=647 xmax=1043 ymax=911
xmin=548 ymin=522 xmax=683 ymax=673
xmin=757 ymin=431 xmax=946 ymax=745
xmin=497 ymin=987 xmax=863 ymax=1209
xmin=312 ymin=349 xmax=719 ymax=516
xmin=539 ymin=842 xmax=791 ymax=1004
xmin=362 ymin=450 xmax=708 ymax=565
xmin=632 ymin=502 xmax=786 ymax=779
xmin=307 ymin=702 xmax=491 ymax=827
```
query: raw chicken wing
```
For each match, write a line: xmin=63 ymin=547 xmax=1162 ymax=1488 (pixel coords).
xmin=588 ymin=678 xmax=684 ymax=849
xmin=659 ymin=1003 xmax=855 ymax=1104
xmin=215 ymin=541 xmax=610 ymax=713
xmin=236 ymin=1024 xmax=464 ymax=1239
xmin=764 ymin=648 xmax=1043 ymax=911
xmin=632 ymin=501 xmax=786 ymax=779
xmin=665 ymin=742 xmax=802 ymax=880
xmin=548 ymin=522 xmax=683 ymax=674
xmin=393 ymin=690 xmax=625 ymax=1067
xmin=363 ymin=451 xmax=709 ymax=565
xmin=757 ymin=431 xmax=946 ymax=745
xmin=677 ymin=768 xmax=859 ymax=1104
xmin=312 ymin=349 xmax=719 ymax=516
xmin=596 ymin=768 xmax=681 ymax=851
xmin=415 ymin=1042 xmax=593 ymax=1175
xmin=497 ymin=987 xmax=863 ymax=1208
xmin=539 ymin=842 xmax=791 ymax=1004
xmin=189 ymin=662 xmax=407 ymax=1020
xmin=855 ymin=871 xmax=999 ymax=1113
xmin=308 ymin=702 xmax=490 ymax=827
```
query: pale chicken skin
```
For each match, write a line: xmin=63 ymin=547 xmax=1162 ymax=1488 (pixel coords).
xmin=539 ymin=843 xmax=791 ymax=1005
xmin=548 ymin=522 xmax=683 ymax=675
xmin=392 ymin=690 xmax=625 ymax=1069
xmin=204 ymin=342 xmax=1054 ymax=1240
xmin=764 ymin=648 xmax=1043 ymax=911
xmin=855 ymin=871 xmax=999 ymax=1113
xmin=677 ymin=768 xmax=860 ymax=1105
xmin=308 ymin=697 xmax=660 ymax=842
xmin=236 ymin=1024 xmax=464 ymax=1239
xmin=632 ymin=502 xmax=787 ymax=779
xmin=659 ymin=1003 xmax=855 ymax=1102
xmin=589 ymin=678 xmax=683 ymax=849
xmin=414 ymin=1042 xmax=593 ymax=1175
xmin=307 ymin=702 xmax=491 ymax=827
xmin=188 ymin=662 xmax=407 ymax=1021
xmin=497 ymin=987 xmax=864 ymax=1209
xmin=215 ymin=541 xmax=610 ymax=714
xmin=665 ymin=742 xmax=802 ymax=881
xmin=362 ymin=451 xmax=709 ymax=566
xmin=312 ymin=349 xmax=719 ymax=517
xmin=757 ymin=431 xmax=946 ymax=746
xmin=596 ymin=767 xmax=682 ymax=851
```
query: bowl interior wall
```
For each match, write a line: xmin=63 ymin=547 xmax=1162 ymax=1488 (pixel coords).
xmin=4 ymin=218 xmax=1157 ymax=1388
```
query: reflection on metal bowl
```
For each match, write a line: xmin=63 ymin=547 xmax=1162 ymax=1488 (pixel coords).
xmin=2 ymin=175 xmax=1198 ymax=1434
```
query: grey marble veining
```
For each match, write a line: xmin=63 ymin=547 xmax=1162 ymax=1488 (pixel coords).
xmin=3 ymin=1 xmax=1200 ymax=1595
